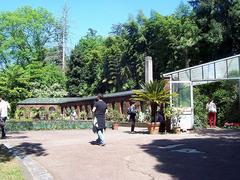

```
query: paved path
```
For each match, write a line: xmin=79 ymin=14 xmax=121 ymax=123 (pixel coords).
xmin=1 ymin=127 xmax=240 ymax=180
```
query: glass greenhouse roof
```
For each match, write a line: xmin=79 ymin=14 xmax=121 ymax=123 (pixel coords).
xmin=163 ymin=54 xmax=240 ymax=85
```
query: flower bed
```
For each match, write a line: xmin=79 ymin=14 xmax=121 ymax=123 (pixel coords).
xmin=224 ymin=122 xmax=240 ymax=128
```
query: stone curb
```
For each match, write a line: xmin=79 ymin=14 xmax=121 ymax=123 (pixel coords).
xmin=2 ymin=142 xmax=54 ymax=180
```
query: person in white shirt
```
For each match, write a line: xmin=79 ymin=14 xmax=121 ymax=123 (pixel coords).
xmin=206 ymin=99 xmax=217 ymax=128
xmin=0 ymin=95 xmax=10 ymax=139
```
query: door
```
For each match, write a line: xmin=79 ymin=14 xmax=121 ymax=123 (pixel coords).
xmin=170 ymin=81 xmax=194 ymax=130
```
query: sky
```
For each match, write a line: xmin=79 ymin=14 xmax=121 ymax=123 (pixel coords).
xmin=0 ymin=0 xmax=187 ymax=48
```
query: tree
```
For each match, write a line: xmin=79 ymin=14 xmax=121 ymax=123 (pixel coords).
xmin=143 ymin=13 xmax=176 ymax=75
xmin=0 ymin=6 xmax=59 ymax=66
xmin=174 ymin=1 xmax=192 ymax=19
xmin=190 ymin=0 xmax=240 ymax=61
xmin=168 ymin=18 xmax=200 ymax=68
xmin=66 ymin=30 xmax=105 ymax=96
xmin=25 ymin=61 xmax=67 ymax=96
xmin=0 ymin=65 xmax=31 ymax=116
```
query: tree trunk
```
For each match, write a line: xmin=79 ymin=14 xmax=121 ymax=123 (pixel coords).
xmin=185 ymin=48 xmax=190 ymax=68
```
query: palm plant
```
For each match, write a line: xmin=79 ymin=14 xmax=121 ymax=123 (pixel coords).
xmin=131 ymin=80 xmax=175 ymax=122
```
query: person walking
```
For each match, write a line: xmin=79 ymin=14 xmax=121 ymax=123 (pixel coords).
xmin=128 ymin=103 xmax=137 ymax=133
xmin=92 ymin=94 xmax=107 ymax=146
xmin=0 ymin=95 xmax=10 ymax=139
xmin=206 ymin=99 xmax=217 ymax=128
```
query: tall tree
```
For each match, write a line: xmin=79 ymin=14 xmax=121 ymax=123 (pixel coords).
xmin=0 ymin=6 xmax=59 ymax=66
xmin=66 ymin=30 xmax=105 ymax=96
xmin=190 ymin=0 xmax=240 ymax=61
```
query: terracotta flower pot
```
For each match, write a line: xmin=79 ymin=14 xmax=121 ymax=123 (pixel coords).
xmin=112 ymin=122 xmax=119 ymax=130
xmin=173 ymin=127 xmax=181 ymax=134
xmin=148 ymin=122 xmax=160 ymax=134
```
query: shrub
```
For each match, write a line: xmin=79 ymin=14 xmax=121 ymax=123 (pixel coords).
xmin=78 ymin=111 xmax=88 ymax=120
xmin=5 ymin=120 xmax=112 ymax=131
xmin=193 ymin=88 xmax=208 ymax=128
xmin=193 ymin=80 xmax=239 ymax=128
xmin=106 ymin=108 xmax=126 ymax=122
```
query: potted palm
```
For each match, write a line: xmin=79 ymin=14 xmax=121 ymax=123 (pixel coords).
xmin=132 ymin=80 xmax=175 ymax=134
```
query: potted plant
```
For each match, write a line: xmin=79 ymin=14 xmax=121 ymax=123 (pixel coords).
xmin=106 ymin=108 xmax=124 ymax=130
xmin=132 ymin=80 xmax=175 ymax=134
xmin=170 ymin=107 xmax=182 ymax=134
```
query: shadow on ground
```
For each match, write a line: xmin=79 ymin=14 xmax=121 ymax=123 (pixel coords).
xmin=0 ymin=144 xmax=14 ymax=162
xmin=123 ymin=130 xmax=149 ymax=134
xmin=8 ymin=142 xmax=48 ymax=158
xmin=139 ymin=129 xmax=240 ymax=180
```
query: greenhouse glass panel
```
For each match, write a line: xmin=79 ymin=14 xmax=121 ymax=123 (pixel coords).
xmin=215 ymin=61 xmax=227 ymax=79
xmin=191 ymin=67 xmax=203 ymax=81
xmin=172 ymin=73 xmax=179 ymax=81
xmin=227 ymin=57 xmax=240 ymax=77
xmin=172 ymin=83 xmax=191 ymax=107
xmin=203 ymin=64 xmax=215 ymax=80
xmin=179 ymin=70 xmax=190 ymax=81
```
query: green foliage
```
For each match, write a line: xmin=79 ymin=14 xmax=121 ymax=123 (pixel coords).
xmin=132 ymin=80 xmax=172 ymax=105
xmin=66 ymin=31 xmax=105 ymax=96
xmin=132 ymin=80 xmax=175 ymax=122
xmin=5 ymin=120 xmax=112 ymax=131
xmin=106 ymin=108 xmax=126 ymax=122
xmin=0 ymin=2 xmax=240 ymax=127
xmin=193 ymin=88 xmax=208 ymax=128
xmin=193 ymin=80 xmax=239 ymax=127
xmin=31 ymin=82 xmax=67 ymax=98
xmin=49 ymin=111 xmax=61 ymax=120
xmin=0 ymin=61 xmax=67 ymax=117
xmin=190 ymin=0 xmax=240 ymax=60
xmin=0 ymin=6 xmax=59 ymax=66
xmin=0 ymin=65 xmax=32 ymax=116
xmin=78 ymin=111 xmax=88 ymax=120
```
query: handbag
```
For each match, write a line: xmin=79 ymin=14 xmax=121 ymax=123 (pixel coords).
xmin=93 ymin=117 xmax=98 ymax=128
xmin=92 ymin=117 xmax=98 ymax=133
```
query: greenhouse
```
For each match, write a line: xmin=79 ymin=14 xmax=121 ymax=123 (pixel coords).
xmin=163 ymin=54 xmax=240 ymax=130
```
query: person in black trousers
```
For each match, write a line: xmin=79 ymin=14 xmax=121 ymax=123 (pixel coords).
xmin=128 ymin=103 xmax=137 ymax=133
xmin=92 ymin=94 xmax=107 ymax=146
xmin=158 ymin=110 xmax=166 ymax=133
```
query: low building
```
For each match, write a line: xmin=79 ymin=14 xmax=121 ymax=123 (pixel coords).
xmin=17 ymin=91 xmax=141 ymax=119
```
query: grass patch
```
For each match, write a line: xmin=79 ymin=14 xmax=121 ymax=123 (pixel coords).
xmin=0 ymin=145 xmax=25 ymax=180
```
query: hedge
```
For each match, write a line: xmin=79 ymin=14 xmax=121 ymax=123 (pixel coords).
xmin=5 ymin=120 xmax=113 ymax=131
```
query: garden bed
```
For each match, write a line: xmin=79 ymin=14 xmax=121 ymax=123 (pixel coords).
xmin=224 ymin=122 xmax=240 ymax=129
xmin=5 ymin=120 xmax=112 ymax=131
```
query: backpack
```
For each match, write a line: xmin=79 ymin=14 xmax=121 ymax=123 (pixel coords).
xmin=127 ymin=107 xmax=136 ymax=115
xmin=127 ymin=108 xmax=131 ymax=115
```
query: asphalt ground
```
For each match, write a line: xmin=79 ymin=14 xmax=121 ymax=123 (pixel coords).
xmin=1 ymin=127 xmax=240 ymax=180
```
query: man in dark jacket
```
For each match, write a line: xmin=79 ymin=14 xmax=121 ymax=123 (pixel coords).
xmin=92 ymin=94 xmax=107 ymax=146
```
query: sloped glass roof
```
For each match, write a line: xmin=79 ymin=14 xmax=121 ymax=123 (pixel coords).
xmin=163 ymin=54 xmax=240 ymax=85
